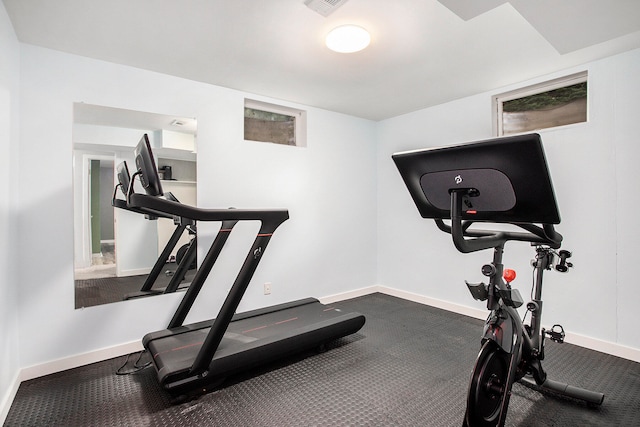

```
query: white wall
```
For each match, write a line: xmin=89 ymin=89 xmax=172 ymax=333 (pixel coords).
xmin=377 ymin=48 xmax=640 ymax=354
xmin=611 ymin=50 xmax=640 ymax=350
xmin=0 ymin=2 xmax=21 ymax=421
xmin=16 ymin=44 xmax=377 ymax=370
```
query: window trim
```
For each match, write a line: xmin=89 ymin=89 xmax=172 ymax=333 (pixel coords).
xmin=493 ymin=71 xmax=588 ymax=136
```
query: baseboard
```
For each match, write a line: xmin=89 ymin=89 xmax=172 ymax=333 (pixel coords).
xmin=376 ymin=285 xmax=488 ymax=320
xmin=0 ymin=371 xmax=20 ymax=426
xmin=320 ymin=285 xmax=487 ymax=320
xmin=117 ymin=267 xmax=150 ymax=277
xmin=563 ymin=332 xmax=640 ymax=363
xmin=19 ymin=340 xmax=143 ymax=383
xmin=319 ymin=285 xmax=379 ymax=304
xmin=1 ymin=340 xmax=142 ymax=424
xmin=322 ymin=285 xmax=640 ymax=363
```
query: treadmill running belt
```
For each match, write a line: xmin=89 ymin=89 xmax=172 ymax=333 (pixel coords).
xmin=144 ymin=298 xmax=365 ymax=391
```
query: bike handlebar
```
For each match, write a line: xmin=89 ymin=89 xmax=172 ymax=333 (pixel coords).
xmin=436 ymin=190 xmax=563 ymax=253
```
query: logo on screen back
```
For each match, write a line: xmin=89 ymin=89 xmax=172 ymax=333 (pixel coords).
xmin=454 ymin=175 xmax=463 ymax=184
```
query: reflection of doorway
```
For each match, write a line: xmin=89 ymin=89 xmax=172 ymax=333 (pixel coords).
xmin=75 ymin=156 xmax=116 ymax=280
xmin=91 ymin=159 xmax=115 ymax=264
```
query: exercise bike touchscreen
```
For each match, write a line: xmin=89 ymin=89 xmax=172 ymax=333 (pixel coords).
xmin=393 ymin=133 xmax=561 ymax=224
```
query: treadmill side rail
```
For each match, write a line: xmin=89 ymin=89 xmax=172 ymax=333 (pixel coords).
xmin=189 ymin=228 xmax=280 ymax=375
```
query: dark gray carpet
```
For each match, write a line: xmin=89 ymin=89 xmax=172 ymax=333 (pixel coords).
xmin=6 ymin=293 xmax=639 ymax=426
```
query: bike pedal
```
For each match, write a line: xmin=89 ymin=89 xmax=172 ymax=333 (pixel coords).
xmin=544 ymin=324 xmax=565 ymax=343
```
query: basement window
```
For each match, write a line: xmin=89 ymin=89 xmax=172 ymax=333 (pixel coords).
xmin=493 ymin=71 xmax=588 ymax=136
xmin=244 ymin=99 xmax=307 ymax=147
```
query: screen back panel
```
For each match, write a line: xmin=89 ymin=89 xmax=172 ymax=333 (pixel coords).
xmin=392 ymin=133 xmax=561 ymax=224
xmin=134 ymin=134 xmax=164 ymax=197
xmin=116 ymin=161 xmax=131 ymax=197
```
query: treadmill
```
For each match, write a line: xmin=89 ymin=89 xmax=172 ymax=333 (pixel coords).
xmin=127 ymin=134 xmax=366 ymax=395
xmin=111 ymin=161 xmax=202 ymax=299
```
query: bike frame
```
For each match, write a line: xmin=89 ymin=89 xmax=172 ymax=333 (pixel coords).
xmin=479 ymin=244 xmax=552 ymax=426
xmin=481 ymin=245 xmax=549 ymax=381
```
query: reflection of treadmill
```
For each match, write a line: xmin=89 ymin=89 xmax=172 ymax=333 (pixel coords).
xmin=127 ymin=134 xmax=366 ymax=395
xmin=112 ymin=161 xmax=202 ymax=299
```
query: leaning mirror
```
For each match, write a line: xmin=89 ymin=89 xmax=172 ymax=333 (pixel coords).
xmin=73 ymin=103 xmax=197 ymax=308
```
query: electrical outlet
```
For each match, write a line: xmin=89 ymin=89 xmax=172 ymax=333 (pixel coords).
xmin=264 ymin=282 xmax=272 ymax=295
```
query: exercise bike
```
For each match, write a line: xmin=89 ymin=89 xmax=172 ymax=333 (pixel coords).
xmin=392 ymin=133 xmax=604 ymax=427
xmin=441 ymin=191 xmax=604 ymax=426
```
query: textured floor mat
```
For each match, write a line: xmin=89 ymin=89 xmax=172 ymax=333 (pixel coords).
xmin=6 ymin=293 xmax=639 ymax=426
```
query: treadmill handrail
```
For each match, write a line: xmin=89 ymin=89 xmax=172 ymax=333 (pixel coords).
xmin=128 ymin=194 xmax=291 ymax=377
xmin=168 ymin=220 xmax=238 ymax=329
xmin=129 ymin=193 xmax=289 ymax=229
xmin=112 ymin=194 xmax=167 ymax=220
xmin=113 ymin=195 xmax=196 ymax=295
xmin=189 ymin=228 xmax=279 ymax=375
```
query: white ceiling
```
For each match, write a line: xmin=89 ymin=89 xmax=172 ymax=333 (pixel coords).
xmin=5 ymin=0 xmax=640 ymax=121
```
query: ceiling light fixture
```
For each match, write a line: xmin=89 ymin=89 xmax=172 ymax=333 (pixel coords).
xmin=325 ymin=25 xmax=371 ymax=53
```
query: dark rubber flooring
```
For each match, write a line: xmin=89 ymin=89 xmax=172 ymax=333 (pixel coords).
xmin=75 ymin=263 xmax=196 ymax=308
xmin=6 ymin=293 xmax=640 ymax=426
